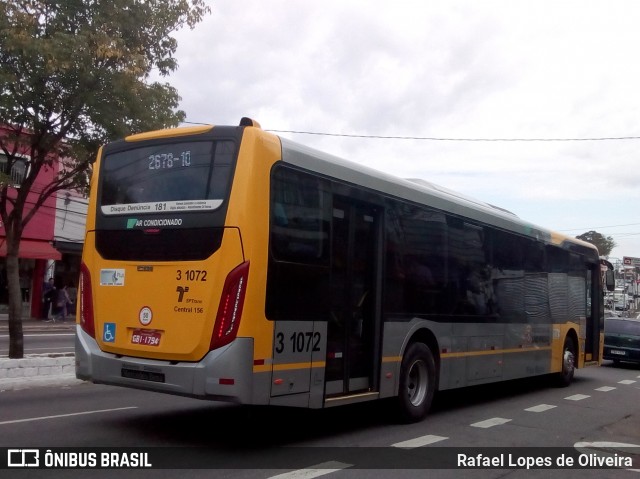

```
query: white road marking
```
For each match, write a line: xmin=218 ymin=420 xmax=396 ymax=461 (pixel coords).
xmin=0 ymin=407 xmax=138 ymax=426
xmin=564 ymin=394 xmax=590 ymax=401
xmin=391 ymin=435 xmax=448 ymax=448
xmin=268 ymin=461 xmax=352 ymax=479
xmin=471 ymin=417 xmax=512 ymax=428
xmin=595 ymin=386 xmax=617 ymax=392
xmin=574 ymin=441 xmax=640 ymax=473
xmin=525 ymin=404 xmax=556 ymax=413
xmin=619 ymin=380 xmax=637 ymax=385
xmin=575 ymin=440 xmax=640 ymax=449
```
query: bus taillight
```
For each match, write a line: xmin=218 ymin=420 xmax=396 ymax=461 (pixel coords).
xmin=79 ymin=262 xmax=96 ymax=338
xmin=210 ymin=261 xmax=249 ymax=351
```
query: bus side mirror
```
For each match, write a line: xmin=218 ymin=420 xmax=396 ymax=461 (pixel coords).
xmin=605 ymin=270 xmax=615 ymax=292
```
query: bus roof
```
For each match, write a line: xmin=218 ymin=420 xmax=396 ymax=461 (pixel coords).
xmin=278 ymin=136 xmax=598 ymax=258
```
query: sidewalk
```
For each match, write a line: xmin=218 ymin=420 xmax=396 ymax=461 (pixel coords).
xmin=0 ymin=312 xmax=76 ymax=328
xmin=0 ymin=313 xmax=82 ymax=391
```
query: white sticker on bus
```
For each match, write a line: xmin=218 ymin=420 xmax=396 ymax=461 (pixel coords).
xmin=139 ymin=306 xmax=153 ymax=325
xmin=100 ymin=199 xmax=223 ymax=216
xmin=100 ymin=269 xmax=125 ymax=286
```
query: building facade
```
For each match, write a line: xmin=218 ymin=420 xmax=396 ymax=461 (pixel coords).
xmin=0 ymin=126 xmax=87 ymax=318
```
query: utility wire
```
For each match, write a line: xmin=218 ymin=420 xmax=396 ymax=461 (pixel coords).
xmin=265 ymin=129 xmax=640 ymax=142
xmin=180 ymin=121 xmax=640 ymax=142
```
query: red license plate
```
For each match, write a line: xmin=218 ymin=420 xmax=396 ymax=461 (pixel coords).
xmin=131 ymin=329 xmax=161 ymax=346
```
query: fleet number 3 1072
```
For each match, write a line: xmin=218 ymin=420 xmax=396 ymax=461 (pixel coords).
xmin=176 ymin=270 xmax=207 ymax=281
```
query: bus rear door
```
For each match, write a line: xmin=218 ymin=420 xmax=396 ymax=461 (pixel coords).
xmin=326 ymin=197 xmax=380 ymax=397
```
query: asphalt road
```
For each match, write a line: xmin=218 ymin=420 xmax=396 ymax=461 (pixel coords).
xmin=1 ymin=361 xmax=639 ymax=478
xmin=0 ymin=328 xmax=74 ymax=356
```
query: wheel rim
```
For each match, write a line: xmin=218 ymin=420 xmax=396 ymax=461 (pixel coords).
xmin=563 ymin=347 xmax=575 ymax=376
xmin=406 ymin=359 xmax=428 ymax=406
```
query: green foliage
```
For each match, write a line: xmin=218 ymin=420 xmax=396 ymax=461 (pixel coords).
xmin=0 ymin=0 xmax=210 ymax=357
xmin=576 ymin=230 xmax=616 ymax=257
xmin=0 ymin=0 xmax=209 ymax=166
xmin=0 ymin=0 xmax=210 ymax=223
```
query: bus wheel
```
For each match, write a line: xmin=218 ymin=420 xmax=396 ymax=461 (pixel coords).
xmin=556 ymin=336 xmax=576 ymax=387
xmin=396 ymin=342 xmax=435 ymax=422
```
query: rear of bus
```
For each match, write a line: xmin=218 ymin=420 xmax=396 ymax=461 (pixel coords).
xmin=76 ymin=120 xmax=280 ymax=403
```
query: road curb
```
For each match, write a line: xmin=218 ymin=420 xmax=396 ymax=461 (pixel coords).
xmin=0 ymin=353 xmax=82 ymax=392
xmin=0 ymin=373 xmax=83 ymax=391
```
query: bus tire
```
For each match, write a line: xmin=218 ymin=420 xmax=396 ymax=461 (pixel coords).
xmin=396 ymin=342 xmax=436 ymax=423
xmin=555 ymin=336 xmax=576 ymax=387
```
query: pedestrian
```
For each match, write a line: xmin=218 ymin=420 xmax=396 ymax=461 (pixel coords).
xmin=50 ymin=281 xmax=72 ymax=323
xmin=19 ymin=272 xmax=29 ymax=303
xmin=66 ymin=281 xmax=78 ymax=316
xmin=41 ymin=277 xmax=55 ymax=320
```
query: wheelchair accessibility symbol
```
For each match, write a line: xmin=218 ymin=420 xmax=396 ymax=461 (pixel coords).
xmin=103 ymin=323 xmax=116 ymax=343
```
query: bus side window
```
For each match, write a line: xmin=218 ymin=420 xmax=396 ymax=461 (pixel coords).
xmin=270 ymin=168 xmax=329 ymax=264
xmin=266 ymin=166 xmax=331 ymax=322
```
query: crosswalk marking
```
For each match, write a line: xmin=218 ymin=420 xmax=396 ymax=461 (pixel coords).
xmin=267 ymin=462 xmax=352 ymax=479
xmin=595 ymin=386 xmax=616 ymax=392
xmin=525 ymin=404 xmax=556 ymax=412
xmin=392 ymin=435 xmax=448 ymax=448
xmin=471 ymin=417 xmax=512 ymax=428
xmin=564 ymin=394 xmax=590 ymax=401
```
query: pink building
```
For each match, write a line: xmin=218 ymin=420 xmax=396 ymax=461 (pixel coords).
xmin=0 ymin=126 xmax=85 ymax=318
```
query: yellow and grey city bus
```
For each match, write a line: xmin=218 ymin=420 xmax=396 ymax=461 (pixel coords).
xmin=76 ymin=118 xmax=607 ymax=421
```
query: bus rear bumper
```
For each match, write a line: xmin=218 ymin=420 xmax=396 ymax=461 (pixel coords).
xmin=75 ymin=326 xmax=255 ymax=403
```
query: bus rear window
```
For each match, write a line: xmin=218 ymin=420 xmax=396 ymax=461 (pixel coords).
xmin=100 ymin=140 xmax=236 ymax=215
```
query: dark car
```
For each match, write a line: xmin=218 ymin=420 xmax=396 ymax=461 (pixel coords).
xmin=603 ymin=316 xmax=640 ymax=365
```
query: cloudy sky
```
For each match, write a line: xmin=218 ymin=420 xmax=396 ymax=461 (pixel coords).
xmin=165 ymin=0 xmax=640 ymax=262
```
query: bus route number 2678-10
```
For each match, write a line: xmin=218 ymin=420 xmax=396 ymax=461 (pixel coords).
xmin=275 ymin=331 xmax=321 ymax=354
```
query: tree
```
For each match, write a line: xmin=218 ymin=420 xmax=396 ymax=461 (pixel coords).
xmin=576 ymin=230 xmax=616 ymax=257
xmin=0 ymin=0 xmax=210 ymax=358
